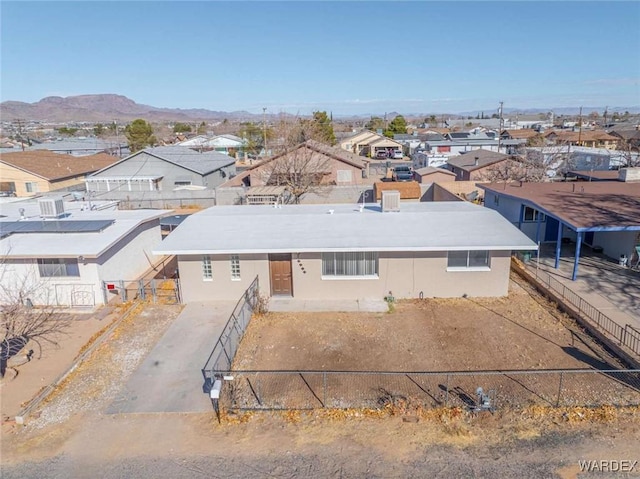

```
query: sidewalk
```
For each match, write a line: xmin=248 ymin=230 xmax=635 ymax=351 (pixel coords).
xmin=526 ymin=244 xmax=640 ymax=329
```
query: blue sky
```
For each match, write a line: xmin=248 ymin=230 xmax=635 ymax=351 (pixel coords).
xmin=1 ymin=1 xmax=639 ymax=115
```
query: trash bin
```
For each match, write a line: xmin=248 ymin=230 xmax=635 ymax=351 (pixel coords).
xmin=522 ymin=252 xmax=532 ymax=263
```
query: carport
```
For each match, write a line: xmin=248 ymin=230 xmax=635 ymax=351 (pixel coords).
xmin=481 ymin=179 xmax=640 ymax=280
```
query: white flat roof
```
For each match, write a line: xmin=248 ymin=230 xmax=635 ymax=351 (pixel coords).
xmin=154 ymin=202 xmax=537 ymax=255
xmin=0 ymin=208 xmax=170 ymax=258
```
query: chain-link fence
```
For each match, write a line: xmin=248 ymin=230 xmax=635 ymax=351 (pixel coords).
xmin=102 ymin=278 xmax=181 ymax=304
xmin=216 ymin=369 xmax=640 ymax=412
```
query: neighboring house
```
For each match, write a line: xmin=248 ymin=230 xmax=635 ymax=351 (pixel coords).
xmin=85 ymin=146 xmax=236 ymax=208
xmin=0 ymin=198 xmax=169 ymax=306
xmin=0 ymin=151 xmax=117 ymax=197
xmin=524 ymin=145 xmax=636 ymax=174
xmin=27 ymin=137 xmax=128 ymax=157
xmin=153 ymin=200 xmax=536 ymax=302
xmin=479 ymin=169 xmax=640 ymax=280
xmin=339 ymin=131 xmax=403 ymax=158
xmin=608 ymin=129 xmax=640 ymax=151
xmin=413 ymin=166 xmax=456 ymax=184
xmin=373 ymin=181 xmax=422 ymax=201
xmin=422 ymin=136 xmax=523 ymax=158
xmin=445 ymin=149 xmax=514 ymax=181
xmin=544 ymin=130 xmax=619 ymax=149
xmin=500 ymin=129 xmax=543 ymax=143
xmin=176 ymin=134 xmax=247 ymax=157
xmin=216 ymin=140 xmax=369 ymax=205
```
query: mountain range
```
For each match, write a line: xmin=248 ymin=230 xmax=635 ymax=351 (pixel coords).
xmin=1 ymin=94 xmax=638 ymax=123
xmin=0 ymin=94 xmax=255 ymax=123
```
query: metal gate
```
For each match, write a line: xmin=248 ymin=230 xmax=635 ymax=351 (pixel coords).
xmin=102 ymin=279 xmax=181 ymax=304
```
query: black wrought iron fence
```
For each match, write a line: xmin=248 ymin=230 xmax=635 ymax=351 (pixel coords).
xmin=215 ymin=369 xmax=640 ymax=412
xmin=519 ymin=265 xmax=640 ymax=357
xmin=202 ymin=276 xmax=260 ymax=385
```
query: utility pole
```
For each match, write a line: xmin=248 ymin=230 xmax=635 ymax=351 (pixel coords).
xmin=262 ymin=107 xmax=267 ymax=156
xmin=577 ymin=106 xmax=583 ymax=145
xmin=497 ymin=101 xmax=504 ymax=152
xmin=603 ymin=106 xmax=608 ymax=128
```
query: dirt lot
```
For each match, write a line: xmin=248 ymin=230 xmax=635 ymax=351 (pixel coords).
xmin=2 ymin=284 xmax=640 ymax=478
xmin=237 ymin=278 xmax=623 ymax=372
xmin=229 ymin=277 xmax=639 ymax=410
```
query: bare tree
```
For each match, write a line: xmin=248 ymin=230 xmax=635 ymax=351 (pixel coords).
xmin=480 ymin=145 xmax=570 ymax=184
xmin=256 ymin=141 xmax=333 ymax=204
xmin=0 ymin=259 xmax=72 ymax=377
xmin=616 ymin=137 xmax=640 ymax=168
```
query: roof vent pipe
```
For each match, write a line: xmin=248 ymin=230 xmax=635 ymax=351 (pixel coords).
xmin=474 ymin=157 xmax=479 ymax=166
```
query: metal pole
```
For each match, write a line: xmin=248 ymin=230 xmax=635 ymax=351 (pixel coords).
xmin=445 ymin=374 xmax=450 ymax=406
xmin=556 ymin=372 xmax=564 ymax=407
xmin=323 ymin=371 xmax=327 ymax=408
xmin=536 ymin=241 xmax=540 ymax=279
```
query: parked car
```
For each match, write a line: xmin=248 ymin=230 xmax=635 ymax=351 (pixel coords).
xmin=393 ymin=165 xmax=413 ymax=182
xmin=392 ymin=150 xmax=404 ymax=159
xmin=376 ymin=150 xmax=388 ymax=159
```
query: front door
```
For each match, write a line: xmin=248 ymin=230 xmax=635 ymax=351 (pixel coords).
xmin=269 ymin=254 xmax=293 ymax=296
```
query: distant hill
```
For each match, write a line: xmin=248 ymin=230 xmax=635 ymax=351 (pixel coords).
xmin=0 ymin=94 xmax=256 ymax=122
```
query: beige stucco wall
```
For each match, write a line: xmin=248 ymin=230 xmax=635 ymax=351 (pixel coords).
xmin=177 ymin=253 xmax=271 ymax=302
xmin=177 ymin=250 xmax=512 ymax=303
xmin=0 ymin=163 xmax=50 ymax=196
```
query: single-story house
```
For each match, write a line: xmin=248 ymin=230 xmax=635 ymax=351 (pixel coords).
xmin=500 ymin=129 xmax=543 ymax=143
xmin=85 ymin=146 xmax=236 ymax=208
xmin=446 ymin=149 xmax=515 ymax=181
xmin=176 ymin=134 xmax=247 ymax=157
xmin=544 ymin=130 xmax=619 ymax=149
xmin=0 ymin=198 xmax=169 ymax=306
xmin=339 ymin=131 xmax=403 ymax=158
xmin=216 ymin=140 xmax=369 ymax=205
xmin=153 ymin=200 xmax=536 ymax=302
xmin=479 ymin=169 xmax=640 ymax=280
xmin=413 ymin=166 xmax=456 ymax=184
xmin=0 ymin=151 xmax=118 ymax=197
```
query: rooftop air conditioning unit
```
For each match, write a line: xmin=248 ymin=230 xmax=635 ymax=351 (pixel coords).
xmin=381 ymin=190 xmax=400 ymax=212
xmin=39 ymin=197 xmax=65 ymax=218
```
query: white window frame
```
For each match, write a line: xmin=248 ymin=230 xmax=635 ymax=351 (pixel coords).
xmin=447 ymin=250 xmax=491 ymax=272
xmin=25 ymin=182 xmax=39 ymax=193
xmin=202 ymin=255 xmax=212 ymax=281
xmin=230 ymin=255 xmax=241 ymax=281
xmin=37 ymin=258 xmax=80 ymax=277
xmin=321 ymin=252 xmax=378 ymax=279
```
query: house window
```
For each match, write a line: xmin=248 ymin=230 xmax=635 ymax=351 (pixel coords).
xmin=438 ymin=146 xmax=451 ymax=153
xmin=37 ymin=258 xmax=80 ymax=277
xmin=174 ymin=181 xmax=192 ymax=186
xmin=230 ymin=255 xmax=240 ymax=280
xmin=447 ymin=251 xmax=490 ymax=270
xmin=322 ymin=252 xmax=378 ymax=277
xmin=493 ymin=194 xmax=499 ymax=206
xmin=25 ymin=182 xmax=39 ymax=193
xmin=337 ymin=170 xmax=352 ymax=183
xmin=523 ymin=206 xmax=545 ymax=222
xmin=202 ymin=255 xmax=212 ymax=280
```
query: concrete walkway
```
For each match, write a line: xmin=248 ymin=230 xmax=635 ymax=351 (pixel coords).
xmin=526 ymin=244 xmax=640 ymax=329
xmin=107 ymin=301 xmax=236 ymax=414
